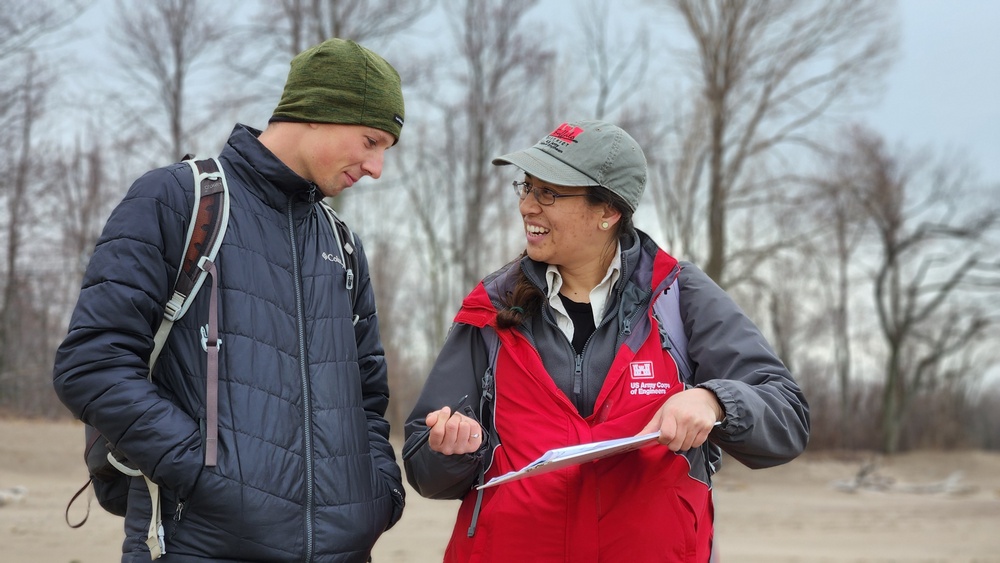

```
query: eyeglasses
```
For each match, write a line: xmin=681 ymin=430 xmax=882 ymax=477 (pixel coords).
xmin=512 ymin=181 xmax=590 ymax=206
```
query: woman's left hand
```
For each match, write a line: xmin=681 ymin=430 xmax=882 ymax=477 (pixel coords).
xmin=638 ymin=388 xmax=723 ymax=452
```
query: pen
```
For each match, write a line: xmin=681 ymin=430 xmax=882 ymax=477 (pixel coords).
xmin=402 ymin=394 xmax=469 ymax=461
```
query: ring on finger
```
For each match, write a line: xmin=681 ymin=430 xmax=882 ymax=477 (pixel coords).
xmin=471 ymin=433 xmax=480 ymax=439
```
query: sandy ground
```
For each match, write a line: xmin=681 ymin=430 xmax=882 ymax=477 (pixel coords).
xmin=1 ymin=419 xmax=999 ymax=562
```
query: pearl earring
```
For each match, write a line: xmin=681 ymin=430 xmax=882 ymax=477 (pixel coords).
xmin=601 ymin=221 xmax=610 ymax=230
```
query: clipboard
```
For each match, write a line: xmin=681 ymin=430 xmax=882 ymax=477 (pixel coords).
xmin=477 ymin=432 xmax=661 ymax=490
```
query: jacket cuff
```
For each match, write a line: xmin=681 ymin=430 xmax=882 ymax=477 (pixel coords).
xmin=697 ymin=381 xmax=739 ymax=432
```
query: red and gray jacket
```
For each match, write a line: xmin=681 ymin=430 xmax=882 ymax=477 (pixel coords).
xmin=404 ymin=229 xmax=810 ymax=562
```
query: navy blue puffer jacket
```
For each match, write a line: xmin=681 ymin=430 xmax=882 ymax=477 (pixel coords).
xmin=54 ymin=124 xmax=404 ymax=562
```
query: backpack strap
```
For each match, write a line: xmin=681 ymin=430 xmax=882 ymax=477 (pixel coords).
xmin=477 ymin=326 xmax=500 ymax=464
xmin=149 ymin=158 xmax=230 ymax=365
xmin=652 ymin=277 xmax=692 ymax=383
xmin=66 ymin=158 xmax=230 ymax=554
xmin=468 ymin=325 xmax=501 ymax=538
xmin=652 ymin=274 xmax=723 ymax=478
xmin=145 ymin=157 xmax=230 ymax=558
xmin=172 ymin=157 xmax=228 ymax=467
xmin=318 ymin=201 xmax=360 ymax=325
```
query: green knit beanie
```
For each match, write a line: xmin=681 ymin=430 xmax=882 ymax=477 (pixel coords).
xmin=270 ymin=38 xmax=405 ymax=143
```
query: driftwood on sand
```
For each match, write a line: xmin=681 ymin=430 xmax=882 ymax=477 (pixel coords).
xmin=0 ymin=486 xmax=28 ymax=506
xmin=832 ymin=458 xmax=977 ymax=495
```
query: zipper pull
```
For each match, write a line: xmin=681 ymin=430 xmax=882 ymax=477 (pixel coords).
xmin=573 ymin=354 xmax=583 ymax=395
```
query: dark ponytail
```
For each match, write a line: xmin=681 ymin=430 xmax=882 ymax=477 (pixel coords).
xmin=496 ymin=253 xmax=543 ymax=329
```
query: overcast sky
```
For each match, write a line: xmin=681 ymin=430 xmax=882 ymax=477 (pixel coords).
xmin=441 ymin=0 xmax=1000 ymax=187
xmin=856 ymin=0 xmax=1000 ymax=185
xmin=552 ymin=0 xmax=1000 ymax=187
xmin=61 ymin=0 xmax=1000 ymax=187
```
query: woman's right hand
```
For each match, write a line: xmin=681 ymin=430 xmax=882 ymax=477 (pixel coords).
xmin=424 ymin=407 xmax=483 ymax=455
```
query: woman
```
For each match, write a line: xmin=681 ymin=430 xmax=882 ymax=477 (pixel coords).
xmin=403 ymin=119 xmax=810 ymax=562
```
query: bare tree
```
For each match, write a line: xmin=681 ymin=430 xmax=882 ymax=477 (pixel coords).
xmin=647 ymin=99 xmax=709 ymax=258
xmin=53 ymin=136 xmax=109 ymax=285
xmin=0 ymin=55 xmax=45 ymax=402
xmin=354 ymin=0 xmax=555 ymax=383
xmin=399 ymin=0 xmax=554 ymax=330
xmin=392 ymin=125 xmax=458 ymax=351
xmin=664 ymin=0 xmax=897 ymax=286
xmin=256 ymin=0 xmax=436 ymax=57
xmin=578 ymin=0 xmax=651 ymax=120
xmin=363 ymin=230 xmax=426 ymax=433
xmin=0 ymin=1 xmax=89 ymax=63
xmin=0 ymin=1 xmax=88 ymax=413
xmin=801 ymin=127 xmax=876 ymax=447
xmin=841 ymin=127 xmax=1000 ymax=453
xmin=444 ymin=0 xmax=555 ymax=290
xmin=107 ymin=0 xmax=234 ymax=161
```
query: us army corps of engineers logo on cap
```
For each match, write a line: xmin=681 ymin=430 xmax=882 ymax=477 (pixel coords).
xmin=629 ymin=361 xmax=670 ymax=396
xmin=539 ymin=123 xmax=583 ymax=154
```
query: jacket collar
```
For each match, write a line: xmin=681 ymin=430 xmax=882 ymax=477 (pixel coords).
xmin=519 ymin=229 xmax=642 ymax=296
xmin=221 ymin=124 xmax=323 ymax=212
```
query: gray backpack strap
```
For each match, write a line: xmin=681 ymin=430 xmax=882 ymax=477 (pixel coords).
xmin=653 ymin=277 xmax=692 ymax=384
xmin=652 ymin=273 xmax=723 ymax=479
xmin=150 ymin=158 xmax=230 ymax=368
xmin=69 ymin=158 xmax=230 ymax=553
xmin=147 ymin=157 xmax=230 ymax=558
xmin=177 ymin=157 xmax=229 ymax=469
xmin=478 ymin=326 xmax=500 ymax=440
xmin=468 ymin=325 xmax=501 ymax=538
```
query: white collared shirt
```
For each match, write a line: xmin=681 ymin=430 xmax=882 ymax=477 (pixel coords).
xmin=545 ymin=243 xmax=622 ymax=343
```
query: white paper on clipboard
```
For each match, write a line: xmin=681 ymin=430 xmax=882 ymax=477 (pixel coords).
xmin=477 ymin=432 xmax=661 ymax=490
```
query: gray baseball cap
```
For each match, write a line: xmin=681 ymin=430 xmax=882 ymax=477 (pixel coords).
xmin=492 ymin=119 xmax=647 ymax=211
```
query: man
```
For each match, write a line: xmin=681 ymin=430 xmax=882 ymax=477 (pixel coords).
xmin=53 ymin=38 xmax=405 ymax=562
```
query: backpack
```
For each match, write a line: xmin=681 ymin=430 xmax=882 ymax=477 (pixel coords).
xmin=65 ymin=157 xmax=361 ymax=558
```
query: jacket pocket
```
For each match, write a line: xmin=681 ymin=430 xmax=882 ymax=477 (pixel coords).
xmin=368 ymin=453 xmax=396 ymax=533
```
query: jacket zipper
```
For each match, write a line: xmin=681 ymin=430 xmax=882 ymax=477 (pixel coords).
xmin=288 ymin=198 xmax=315 ymax=562
xmin=539 ymin=292 xmax=612 ymax=412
